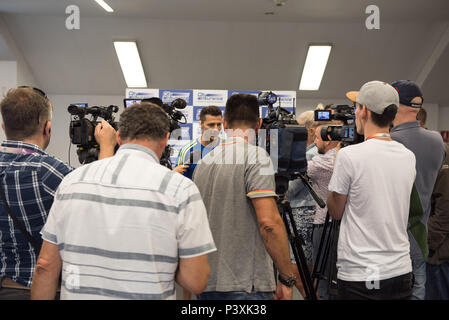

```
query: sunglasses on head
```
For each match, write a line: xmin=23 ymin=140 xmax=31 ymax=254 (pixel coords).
xmin=18 ymin=86 xmax=48 ymax=99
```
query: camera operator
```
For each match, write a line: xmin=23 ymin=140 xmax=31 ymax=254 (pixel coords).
xmin=193 ymin=94 xmax=296 ymax=300
xmin=31 ymin=102 xmax=216 ymax=300
xmin=173 ymin=106 xmax=223 ymax=179
xmin=306 ymin=121 xmax=340 ymax=300
xmin=0 ymin=87 xmax=116 ymax=300
xmin=327 ymin=81 xmax=415 ymax=300
xmin=390 ymin=80 xmax=445 ymax=300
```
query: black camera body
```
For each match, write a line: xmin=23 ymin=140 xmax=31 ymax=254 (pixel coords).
xmin=314 ymin=105 xmax=364 ymax=145
xmin=258 ymin=91 xmax=307 ymax=195
xmin=68 ymin=104 xmax=119 ymax=164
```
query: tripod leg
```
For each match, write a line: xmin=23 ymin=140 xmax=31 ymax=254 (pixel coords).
xmin=312 ymin=211 xmax=331 ymax=288
xmin=281 ymin=201 xmax=317 ymax=300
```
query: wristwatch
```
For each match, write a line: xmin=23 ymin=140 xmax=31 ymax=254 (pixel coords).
xmin=278 ymin=274 xmax=296 ymax=287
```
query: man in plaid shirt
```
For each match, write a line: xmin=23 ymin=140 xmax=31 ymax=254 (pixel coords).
xmin=0 ymin=87 xmax=116 ymax=299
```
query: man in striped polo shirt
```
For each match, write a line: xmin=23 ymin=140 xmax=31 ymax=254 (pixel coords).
xmin=31 ymin=103 xmax=216 ymax=300
xmin=173 ymin=106 xmax=223 ymax=179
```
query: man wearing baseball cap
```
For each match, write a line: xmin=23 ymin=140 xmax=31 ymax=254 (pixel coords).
xmin=390 ymin=80 xmax=445 ymax=300
xmin=327 ymin=81 xmax=416 ymax=300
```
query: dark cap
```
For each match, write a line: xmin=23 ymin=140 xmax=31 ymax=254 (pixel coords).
xmin=390 ymin=80 xmax=423 ymax=108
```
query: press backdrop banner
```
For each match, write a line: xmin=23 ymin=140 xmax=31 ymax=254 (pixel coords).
xmin=126 ymin=88 xmax=296 ymax=165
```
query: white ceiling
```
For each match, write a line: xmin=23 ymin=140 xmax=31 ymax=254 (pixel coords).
xmin=0 ymin=0 xmax=449 ymax=105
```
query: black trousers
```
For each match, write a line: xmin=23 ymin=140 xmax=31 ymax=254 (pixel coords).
xmin=0 ymin=287 xmax=30 ymax=300
xmin=337 ymin=272 xmax=413 ymax=300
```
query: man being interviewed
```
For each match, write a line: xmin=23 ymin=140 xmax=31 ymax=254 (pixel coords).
xmin=193 ymin=93 xmax=297 ymax=300
xmin=327 ymin=81 xmax=415 ymax=300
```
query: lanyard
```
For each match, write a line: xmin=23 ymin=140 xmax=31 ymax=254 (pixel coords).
xmin=0 ymin=146 xmax=40 ymax=155
xmin=365 ymin=133 xmax=391 ymax=141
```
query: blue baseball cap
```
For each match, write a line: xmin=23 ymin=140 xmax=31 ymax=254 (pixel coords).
xmin=390 ymin=80 xmax=424 ymax=108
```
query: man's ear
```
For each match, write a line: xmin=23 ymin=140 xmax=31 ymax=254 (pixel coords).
xmin=116 ymin=131 xmax=122 ymax=146
xmin=362 ymin=105 xmax=369 ymax=120
xmin=1 ymin=122 xmax=5 ymax=133
xmin=44 ymin=121 xmax=51 ymax=136
xmin=223 ymin=118 xmax=228 ymax=130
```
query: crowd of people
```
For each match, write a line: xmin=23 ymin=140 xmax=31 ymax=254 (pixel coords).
xmin=0 ymin=79 xmax=446 ymax=300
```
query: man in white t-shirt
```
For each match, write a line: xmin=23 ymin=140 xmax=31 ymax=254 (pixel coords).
xmin=327 ymin=81 xmax=416 ymax=300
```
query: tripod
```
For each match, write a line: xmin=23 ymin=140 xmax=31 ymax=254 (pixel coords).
xmin=311 ymin=211 xmax=341 ymax=298
xmin=275 ymin=173 xmax=325 ymax=300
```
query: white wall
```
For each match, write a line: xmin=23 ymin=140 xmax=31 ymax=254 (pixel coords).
xmin=0 ymin=15 xmax=38 ymax=88
xmin=0 ymin=60 xmax=17 ymax=142
xmin=0 ymin=60 xmax=16 ymax=95
xmin=439 ymin=106 xmax=449 ymax=130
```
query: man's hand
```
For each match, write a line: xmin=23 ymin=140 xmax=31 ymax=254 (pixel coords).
xmin=274 ymin=282 xmax=293 ymax=300
xmin=95 ymin=120 xmax=117 ymax=159
xmin=173 ymin=165 xmax=189 ymax=174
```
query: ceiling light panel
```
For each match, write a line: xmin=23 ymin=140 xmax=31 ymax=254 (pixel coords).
xmin=114 ymin=41 xmax=148 ymax=88
xmin=299 ymin=45 xmax=332 ymax=91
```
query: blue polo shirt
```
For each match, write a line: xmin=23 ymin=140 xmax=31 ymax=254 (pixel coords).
xmin=176 ymin=138 xmax=221 ymax=179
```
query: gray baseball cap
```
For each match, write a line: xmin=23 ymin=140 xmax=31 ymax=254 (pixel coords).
xmin=346 ymin=81 xmax=399 ymax=114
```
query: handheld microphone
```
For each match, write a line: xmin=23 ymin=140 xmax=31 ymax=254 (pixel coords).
xmin=171 ymin=98 xmax=187 ymax=110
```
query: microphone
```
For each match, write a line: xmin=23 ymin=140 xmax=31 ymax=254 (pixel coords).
xmin=189 ymin=149 xmax=201 ymax=165
xmin=171 ymin=98 xmax=187 ymax=110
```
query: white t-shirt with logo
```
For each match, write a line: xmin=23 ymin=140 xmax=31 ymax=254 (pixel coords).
xmin=328 ymin=139 xmax=415 ymax=282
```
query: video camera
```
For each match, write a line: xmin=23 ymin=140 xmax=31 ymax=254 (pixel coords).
xmin=314 ymin=105 xmax=364 ymax=145
xmin=124 ymin=97 xmax=188 ymax=169
xmin=68 ymin=103 xmax=119 ymax=164
xmin=259 ymin=91 xmax=307 ymax=187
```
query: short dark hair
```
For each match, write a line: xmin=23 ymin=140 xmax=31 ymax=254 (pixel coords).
xmin=417 ymin=107 xmax=427 ymax=125
xmin=0 ymin=88 xmax=52 ymax=140
xmin=119 ymin=103 xmax=170 ymax=141
xmin=359 ymin=104 xmax=398 ymax=128
xmin=199 ymin=106 xmax=222 ymax=122
xmin=224 ymin=94 xmax=259 ymax=128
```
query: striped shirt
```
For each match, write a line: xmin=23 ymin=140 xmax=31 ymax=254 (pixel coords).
xmin=0 ymin=140 xmax=73 ymax=287
xmin=41 ymin=144 xmax=216 ymax=300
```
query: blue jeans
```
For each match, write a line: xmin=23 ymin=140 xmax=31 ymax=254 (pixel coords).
xmin=411 ymin=258 xmax=426 ymax=300
xmin=426 ymin=262 xmax=449 ymax=300
xmin=197 ymin=291 xmax=274 ymax=300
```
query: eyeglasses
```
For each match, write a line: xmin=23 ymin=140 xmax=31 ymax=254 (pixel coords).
xmin=18 ymin=86 xmax=48 ymax=99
